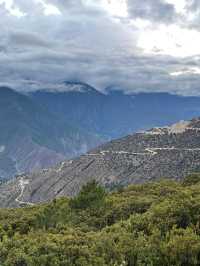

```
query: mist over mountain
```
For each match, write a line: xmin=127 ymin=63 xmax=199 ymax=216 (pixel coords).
xmin=31 ymin=82 xmax=200 ymax=139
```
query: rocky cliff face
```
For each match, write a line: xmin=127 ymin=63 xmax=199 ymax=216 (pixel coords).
xmin=1 ymin=118 xmax=200 ymax=208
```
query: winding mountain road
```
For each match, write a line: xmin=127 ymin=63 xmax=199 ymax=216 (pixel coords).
xmin=14 ymin=145 xmax=200 ymax=206
xmin=87 ymin=147 xmax=200 ymax=157
xmin=15 ymin=177 xmax=34 ymax=206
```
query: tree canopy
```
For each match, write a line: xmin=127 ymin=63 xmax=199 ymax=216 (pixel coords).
xmin=1 ymin=175 xmax=200 ymax=265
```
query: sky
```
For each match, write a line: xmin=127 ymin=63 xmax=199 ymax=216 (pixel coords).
xmin=1 ymin=0 xmax=200 ymax=95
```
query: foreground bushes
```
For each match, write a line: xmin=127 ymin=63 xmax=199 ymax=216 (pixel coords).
xmin=1 ymin=175 xmax=200 ymax=265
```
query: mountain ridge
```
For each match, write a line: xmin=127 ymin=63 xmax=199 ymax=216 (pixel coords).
xmin=30 ymin=83 xmax=200 ymax=139
xmin=2 ymin=82 xmax=200 ymax=181
xmin=1 ymin=117 xmax=200 ymax=208
xmin=0 ymin=86 xmax=102 ymax=180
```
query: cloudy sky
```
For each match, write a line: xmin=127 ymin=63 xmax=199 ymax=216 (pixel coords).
xmin=1 ymin=0 xmax=200 ymax=95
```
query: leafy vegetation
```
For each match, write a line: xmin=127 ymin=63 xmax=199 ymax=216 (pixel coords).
xmin=1 ymin=175 xmax=200 ymax=265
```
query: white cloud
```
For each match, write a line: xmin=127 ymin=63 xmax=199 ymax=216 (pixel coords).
xmin=138 ymin=24 xmax=200 ymax=57
xmin=166 ymin=0 xmax=186 ymax=13
xmin=0 ymin=0 xmax=200 ymax=96
xmin=170 ymin=67 xmax=200 ymax=76
xmin=102 ymin=0 xmax=128 ymax=17
xmin=0 ymin=0 xmax=25 ymax=17
xmin=38 ymin=0 xmax=61 ymax=16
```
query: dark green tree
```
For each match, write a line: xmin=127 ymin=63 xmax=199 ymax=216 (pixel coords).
xmin=69 ymin=180 xmax=106 ymax=210
xmin=182 ymin=173 xmax=200 ymax=186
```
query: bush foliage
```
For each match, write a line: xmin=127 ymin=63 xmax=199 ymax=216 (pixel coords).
xmin=1 ymin=176 xmax=200 ymax=265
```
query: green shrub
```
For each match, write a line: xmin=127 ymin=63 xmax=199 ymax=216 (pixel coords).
xmin=1 ymin=176 xmax=200 ymax=265
xmin=69 ymin=180 xmax=106 ymax=210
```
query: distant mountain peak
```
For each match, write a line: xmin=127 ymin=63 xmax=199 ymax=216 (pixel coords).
xmin=63 ymin=82 xmax=100 ymax=93
xmin=36 ymin=81 xmax=102 ymax=94
xmin=0 ymin=86 xmax=18 ymax=95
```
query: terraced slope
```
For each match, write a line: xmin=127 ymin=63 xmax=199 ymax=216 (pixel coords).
xmin=1 ymin=118 xmax=200 ymax=207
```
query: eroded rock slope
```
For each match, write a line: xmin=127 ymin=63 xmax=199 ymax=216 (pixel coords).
xmin=1 ymin=118 xmax=200 ymax=207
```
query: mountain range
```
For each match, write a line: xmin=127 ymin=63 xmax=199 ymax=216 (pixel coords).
xmin=1 ymin=117 xmax=200 ymax=208
xmin=30 ymin=83 xmax=200 ymax=139
xmin=0 ymin=86 xmax=102 ymax=181
xmin=1 ymin=82 xmax=200 ymax=181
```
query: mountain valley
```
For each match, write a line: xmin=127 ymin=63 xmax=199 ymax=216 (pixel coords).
xmin=2 ymin=82 xmax=200 ymax=182
xmin=0 ymin=86 xmax=102 ymax=181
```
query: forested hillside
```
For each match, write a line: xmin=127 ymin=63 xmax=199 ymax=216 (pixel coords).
xmin=1 ymin=174 xmax=200 ymax=265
